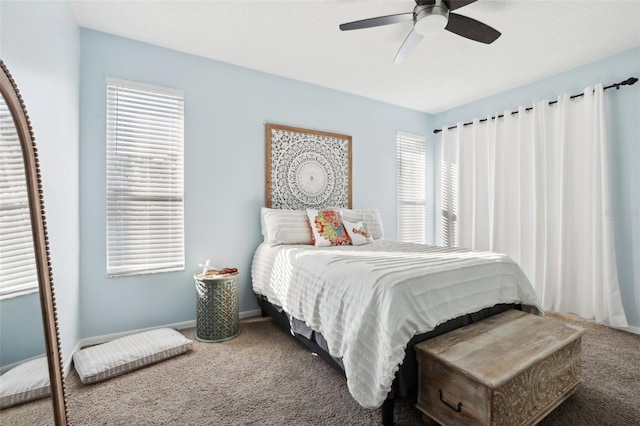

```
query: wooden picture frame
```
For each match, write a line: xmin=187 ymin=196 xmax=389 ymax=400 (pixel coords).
xmin=265 ymin=123 xmax=352 ymax=209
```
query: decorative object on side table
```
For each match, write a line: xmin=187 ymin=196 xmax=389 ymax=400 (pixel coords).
xmin=194 ymin=267 xmax=240 ymax=343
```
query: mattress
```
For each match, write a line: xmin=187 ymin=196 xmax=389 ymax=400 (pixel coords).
xmin=251 ymin=240 xmax=543 ymax=409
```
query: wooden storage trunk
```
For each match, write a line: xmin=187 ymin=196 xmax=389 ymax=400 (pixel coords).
xmin=415 ymin=310 xmax=584 ymax=426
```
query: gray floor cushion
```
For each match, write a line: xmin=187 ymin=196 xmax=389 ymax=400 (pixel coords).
xmin=0 ymin=356 xmax=51 ymax=409
xmin=72 ymin=328 xmax=192 ymax=384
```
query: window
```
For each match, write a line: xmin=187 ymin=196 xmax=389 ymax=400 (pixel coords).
xmin=106 ymin=78 xmax=184 ymax=277
xmin=0 ymin=96 xmax=38 ymax=298
xmin=440 ymin=159 xmax=458 ymax=247
xmin=396 ymin=131 xmax=426 ymax=244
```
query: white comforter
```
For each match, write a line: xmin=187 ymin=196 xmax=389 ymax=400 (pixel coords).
xmin=251 ymin=240 xmax=543 ymax=409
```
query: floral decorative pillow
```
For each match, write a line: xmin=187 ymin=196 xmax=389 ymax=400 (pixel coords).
xmin=343 ymin=220 xmax=374 ymax=246
xmin=306 ymin=209 xmax=350 ymax=247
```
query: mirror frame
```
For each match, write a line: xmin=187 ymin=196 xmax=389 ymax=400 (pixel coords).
xmin=0 ymin=60 xmax=68 ymax=425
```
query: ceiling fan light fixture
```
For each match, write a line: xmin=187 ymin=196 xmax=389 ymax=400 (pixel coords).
xmin=338 ymin=0 xmax=501 ymax=63
xmin=414 ymin=3 xmax=449 ymax=36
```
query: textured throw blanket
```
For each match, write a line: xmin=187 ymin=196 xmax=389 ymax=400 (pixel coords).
xmin=251 ymin=240 xmax=543 ymax=409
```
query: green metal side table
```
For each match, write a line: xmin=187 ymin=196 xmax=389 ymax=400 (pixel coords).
xmin=194 ymin=272 xmax=241 ymax=343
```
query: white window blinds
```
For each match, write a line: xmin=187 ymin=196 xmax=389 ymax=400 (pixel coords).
xmin=396 ymin=131 xmax=426 ymax=244
xmin=106 ymin=78 xmax=185 ymax=277
xmin=0 ymin=96 xmax=38 ymax=298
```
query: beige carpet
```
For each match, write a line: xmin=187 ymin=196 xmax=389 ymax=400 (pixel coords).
xmin=2 ymin=312 xmax=639 ymax=425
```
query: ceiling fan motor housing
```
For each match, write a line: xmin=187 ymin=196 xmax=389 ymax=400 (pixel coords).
xmin=414 ymin=0 xmax=449 ymax=36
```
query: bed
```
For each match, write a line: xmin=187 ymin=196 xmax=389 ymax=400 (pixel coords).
xmin=257 ymin=125 xmax=542 ymax=424
xmin=251 ymin=208 xmax=543 ymax=425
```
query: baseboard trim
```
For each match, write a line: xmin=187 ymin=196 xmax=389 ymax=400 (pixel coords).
xmin=612 ymin=324 xmax=640 ymax=335
xmin=78 ymin=320 xmax=196 ymax=349
xmin=549 ymin=310 xmax=640 ymax=336
xmin=240 ymin=309 xmax=262 ymax=319
xmin=74 ymin=308 xmax=264 ymax=353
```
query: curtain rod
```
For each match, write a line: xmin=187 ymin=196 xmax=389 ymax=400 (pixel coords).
xmin=433 ymin=77 xmax=638 ymax=134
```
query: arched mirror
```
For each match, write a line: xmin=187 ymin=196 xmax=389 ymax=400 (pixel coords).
xmin=0 ymin=61 xmax=68 ymax=424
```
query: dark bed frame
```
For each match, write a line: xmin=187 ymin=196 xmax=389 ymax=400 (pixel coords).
xmin=257 ymin=294 xmax=521 ymax=425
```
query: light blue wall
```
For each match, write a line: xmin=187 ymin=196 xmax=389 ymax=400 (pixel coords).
xmin=0 ymin=294 xmax=45 ymax=367
xmin=0 ymin=1 xmax=81 ymax=365
xmin=79 ymin=29 xmax=432 ymax=338
xmin=431 ymin=47 xmax=640 ymax=328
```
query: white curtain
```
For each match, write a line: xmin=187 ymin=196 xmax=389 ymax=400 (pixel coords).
xmin=441 ymin=84 xmax=628 ymax=327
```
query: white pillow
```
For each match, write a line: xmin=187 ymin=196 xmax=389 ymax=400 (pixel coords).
xmin=306 ymin=209 xmax=350 ymax=247
xmin=343 ymin=220 xmax=374 ymax=246
xmin=261 ymin=208 xmax=313 ymax=246
xmin=0 ymin=356 xmax=51 ymax=409
xmin=340 ymin=209 xmax=384 ymax=239
xmin=72 ymin=328 xmax=192 ymax=384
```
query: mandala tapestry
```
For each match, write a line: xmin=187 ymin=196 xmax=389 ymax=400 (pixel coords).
xmin=266 ymin=123 xmax=352 ymax=209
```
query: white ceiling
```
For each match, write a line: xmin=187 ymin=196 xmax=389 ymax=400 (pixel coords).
xmin=69 ymin=0 xmax=640 ymax=114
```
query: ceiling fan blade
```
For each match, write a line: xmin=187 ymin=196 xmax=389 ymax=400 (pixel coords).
xmin=339 ymin=13 xmax=413 ymax=31
xmin=394 ymin=29 xmax=424 ymax=64
xmin=442 ymin=0 xmax=478 ymax=12
xmin=445 ymin=13 xmax=501 ymax=44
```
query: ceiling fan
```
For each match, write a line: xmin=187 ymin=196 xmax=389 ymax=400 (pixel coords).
xmin=339 ymin=0 xmax=501 ymax=64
